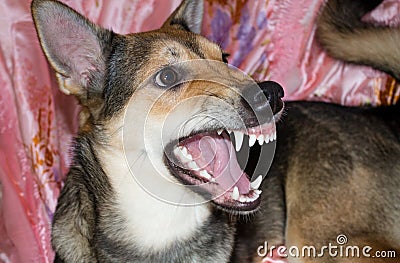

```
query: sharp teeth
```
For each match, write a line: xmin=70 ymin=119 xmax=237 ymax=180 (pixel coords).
xmin=264 ymin=134 xmax=270 ymax=144
xmin=239 ymin=196 xmax=246 ymax=202
xmin=249 ymin=134 xmax=257 ymax=147
xmin=200 ymin=170 xmax=212 ymax=180
xmin=257 ymin=135 xmax=264 ymax=145
xmin=273 ymin=132 xmax=276 ymax=141
xmin=217 ymin=129 xmax=223 ymax=135
xmin=231 ymin=186 xmax=239 ymax=200
xmin=250 ymin=175 xmax=263 ymax=190
xmin=227 ymin=130 xmax=232 ymax=134
xmin=233 ymin=131 xmax=244 ymax=152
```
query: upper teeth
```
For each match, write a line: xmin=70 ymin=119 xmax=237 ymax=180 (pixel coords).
xmin=231 ymin=132 xmax=276 ymax=152
xmin=257 ymin=135 xmax=264 ymax=146
xmin=249 ymin=134 xmax=257 ymax=147
xmin=233 ymin=131 xmax=244 ymax=152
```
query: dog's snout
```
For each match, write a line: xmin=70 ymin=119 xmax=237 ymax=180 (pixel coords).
xmin=243 ymin=81 xmax=284 ymax=116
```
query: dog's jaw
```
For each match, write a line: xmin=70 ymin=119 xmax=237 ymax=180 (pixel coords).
xmin=164 ymin=120 xmax=278 ymax=214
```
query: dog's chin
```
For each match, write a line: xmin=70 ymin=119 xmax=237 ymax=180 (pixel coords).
xmin=164 ymin=121 xmax=277 ymax=215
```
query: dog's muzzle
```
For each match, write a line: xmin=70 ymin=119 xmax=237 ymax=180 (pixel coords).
xmin=164 ymin=81 xmax=284 ymax=214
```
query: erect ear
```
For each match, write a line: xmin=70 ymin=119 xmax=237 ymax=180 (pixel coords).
xmin=162 ymin=0 xmax=204 ymax=34
xmin=31 ymin=0 xmax=113 ymax=96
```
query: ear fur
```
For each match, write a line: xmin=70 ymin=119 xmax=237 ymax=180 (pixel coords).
xmin=31 ymin=0 xmax=113 ymax=96
xmin=162 ymin=0 xmax=204 ymax=34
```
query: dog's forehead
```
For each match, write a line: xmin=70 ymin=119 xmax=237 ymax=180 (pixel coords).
xmin=126 ymin=29 xmax=223 ymax=62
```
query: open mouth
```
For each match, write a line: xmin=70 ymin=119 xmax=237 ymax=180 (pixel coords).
xmin=165 ymin=121 xmax=276 ymax=214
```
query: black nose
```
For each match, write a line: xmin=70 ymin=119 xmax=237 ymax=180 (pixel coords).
xmin=242 ymin=81 xmax=284 ymax=117
xmin=256 ymin=81 xmax=284 ymax=115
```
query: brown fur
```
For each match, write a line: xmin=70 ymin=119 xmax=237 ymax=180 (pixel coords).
xmin=316 ymin=0 xmax=400 ymax=81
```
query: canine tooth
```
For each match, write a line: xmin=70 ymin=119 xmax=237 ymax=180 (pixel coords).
xmin=200 ymin=170 xmax=212 ymax=180
xmin=249 ymin=134 xmax=257 ymax=147
xmin=273 ymin=132 xmax=277 ymax=141
xmin=232 ymin=186 xmax=239 ymax=200
xmin=250 ymin=175 xmax=263 ymax=190
xmin=188 ymin=161 xmax=200 ymax=171
xmin=217 ymin=129 xmax=223 ymax=135
xmin=239 ymin=196 xmax=246 ymax=202
xmin=233 ymin=131 xmax=244 ymax=152
xmin=227 ymin=130 xmax=232 ymax=134
xmin=257 ymin=135 xmax=264 ymax=145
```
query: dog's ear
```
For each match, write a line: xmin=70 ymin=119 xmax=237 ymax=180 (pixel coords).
xmin=31 ymin=0 xmax=113 ymax=97
xmin=162 ymin=0 xmax=204 ymax=34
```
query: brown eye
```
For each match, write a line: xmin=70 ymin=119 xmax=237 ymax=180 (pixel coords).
xmin=155 ymin=67 xmax=179 ymax=87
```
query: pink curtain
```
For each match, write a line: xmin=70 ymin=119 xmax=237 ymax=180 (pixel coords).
xmin=0 ymin=0 xmax=398 ymax=262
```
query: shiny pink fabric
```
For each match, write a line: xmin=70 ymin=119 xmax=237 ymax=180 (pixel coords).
xmin=0 ymin=0 xmax=399 ymax=262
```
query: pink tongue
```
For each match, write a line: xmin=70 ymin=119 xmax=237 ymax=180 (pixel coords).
xmin=184 ymin=134 xmax=250 ymax=195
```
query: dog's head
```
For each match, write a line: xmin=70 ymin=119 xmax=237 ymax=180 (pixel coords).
xmin=32 ymin=0 xmax=284 ymax=215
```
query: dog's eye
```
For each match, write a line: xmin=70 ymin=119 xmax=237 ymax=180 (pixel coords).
xmin=155 ymin=67 xmax=179 ymax=87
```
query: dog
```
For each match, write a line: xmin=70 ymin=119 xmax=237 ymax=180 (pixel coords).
xmin=32 ymin=0 xmax=284 ymax=262
xmin=31 ymin=0 xmax=399 ymax=262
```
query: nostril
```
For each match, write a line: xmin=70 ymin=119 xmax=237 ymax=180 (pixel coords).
xmin=260 ymin=81 xmax=284 ymax=99
xmin=240 ymin=80 xmax=284 ymax=124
